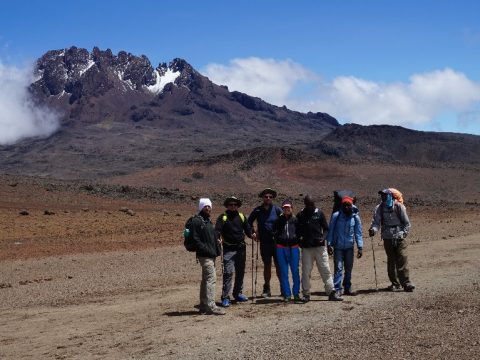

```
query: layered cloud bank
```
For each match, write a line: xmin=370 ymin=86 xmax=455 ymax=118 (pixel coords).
xmin=0 ymin=63 xmax=59 ymax=145
xmin=204 ymin=58 xmax=480 ymax=132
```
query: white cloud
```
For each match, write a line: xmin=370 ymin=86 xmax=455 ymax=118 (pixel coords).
xmin=0 ymin=62 xmax=59 ymax=145
xmin=203 ymin=58 xmax=480 ymax=131
xmin=203 ymin=57 xmax=316 ymax=106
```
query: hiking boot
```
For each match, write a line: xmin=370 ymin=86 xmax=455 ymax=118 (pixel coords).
xmin=199 ymin=306 xmax=225 ymax=315
xmin=283 ymin=296 xmax=292 ymax=303
xmin=205 ymin=307 xmax=226 ymax=315
xmin=221 ymin=297 xmax=231 ymax=307
xmin=261 ymin=286 xmax=271 ymax=298
xmin=387 ymin=284 xmax=401 ymax=292
xmin=344 ymin=288 xmax=357 ymax=296
xmin=302 ymin=295 xmax=310 ymax=303
xmin=293 ymin=295 xmax=303 ymax=303
xmin=404 ymin=283 xmax=416 ymax=292
xmin=328 ymin=291 xmax=344 ymax=301
xmin=235 ymin=294 xmax=249 ymax=302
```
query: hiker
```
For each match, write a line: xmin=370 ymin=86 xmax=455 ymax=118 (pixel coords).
xmin=248 ymin=188 xmax=282 ymax=298
xmin=297 ymin=195 xmax=342 ymax=301
xmin=215 ymin=196 xmax=253 ymax=307
xmin=368 ymin=189 xmax=415 ymax=292
xmin=273 ymin=199 xmax=301 ymax=302
xmin=192 ymin=198 xmax=225 ymax=315
xmin=327 ymin=196 xmax=363 ymax=297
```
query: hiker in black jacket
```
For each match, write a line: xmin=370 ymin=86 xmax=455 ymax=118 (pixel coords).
xmin=193 ymin=198 xmax=225 ymax=315
xmin=215 ymin=196 xmax=253 ymax=307
xmin=297 ymin=195 xmax=342 ymax=302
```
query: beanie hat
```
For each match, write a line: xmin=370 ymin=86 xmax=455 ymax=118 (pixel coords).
xmin=341 ymin=196 xmax=354 ymax=205
xmin=198 ymin=198 xmax=212 ymax=212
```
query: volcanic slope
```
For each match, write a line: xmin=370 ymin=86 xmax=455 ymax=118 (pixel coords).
xmin=0 ymin=46 xmax=337 ymax=179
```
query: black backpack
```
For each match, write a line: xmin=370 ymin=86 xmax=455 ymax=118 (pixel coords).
xmin=183 ymin=215 xmax=200 ymax=252
xmin=332 ymin=190 xmax=357 ymax=214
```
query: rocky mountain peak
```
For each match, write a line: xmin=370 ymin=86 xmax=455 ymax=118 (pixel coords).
xmin=30 ymin=46 xmax=198 ymax=103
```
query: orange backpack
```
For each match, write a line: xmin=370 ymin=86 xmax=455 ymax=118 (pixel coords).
xmin=388 ymin=188 xmax=404 ymax=204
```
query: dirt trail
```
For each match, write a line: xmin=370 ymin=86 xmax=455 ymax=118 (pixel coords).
xmin=1 ymin=228 xmax=478 ymax=359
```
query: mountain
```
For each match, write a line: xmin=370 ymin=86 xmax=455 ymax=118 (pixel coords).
xmin=0 ymin=46 xmax=338 ymax=179
xmin=311 ymin=124 xmax=480 ymax=165
xmin=0 ymin=46 xmax=479 ymax=180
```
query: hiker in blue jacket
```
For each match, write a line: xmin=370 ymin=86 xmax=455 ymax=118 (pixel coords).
xmin=327 ymin=196 xmax=363 ymax=297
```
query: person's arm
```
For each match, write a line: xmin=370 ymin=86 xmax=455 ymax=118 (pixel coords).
xmin=214 ymin=214 xmax=224 ymax=240
xmin=369 ymin=205 xmax=381 ymax=236
xmin=354 ymin=214 xmax=363 ymax=249
xmin=247 ymin=209 xmax=258 ymax=241
xmin=243 ymin=215 xmax=253 ymax=238
xmin=272 ymin=217 xmax=280 ymax=240
xmin=295 ymin=212 xmax=303 ymax=240
xmin=398 ymin=203 xmax=411 ymax=237
xmin=192 ymin=217 xmax=207 ymax=253
xmin=320 ymin=211 xmax=329 ymax=239
xmin=326 ymin=213 xmax=337 ymax=247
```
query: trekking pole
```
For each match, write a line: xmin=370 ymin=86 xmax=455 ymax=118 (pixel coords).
xmin=254 ymin=239 xmax=259 ymax=303
xmin=370 ymin=235 xmax=379 ymax=291
xmin=251 ymin=238 xmax=255 ymax=303
xmin=220 ymin=237 xmax=224 ymax=276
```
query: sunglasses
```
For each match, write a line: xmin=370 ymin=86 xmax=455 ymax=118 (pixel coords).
xmin=227 ymin=203 xmax=238 ymax=207
xmin=263 ymin=195 xmax=273 ymax=199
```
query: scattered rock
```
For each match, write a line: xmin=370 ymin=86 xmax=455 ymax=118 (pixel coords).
xmin=176 ymin=213 xmax=181 ymax=217
xmin=44 ymin=210 xmax=55 ymax=215
xmin=82 ymin=208 xmax=89 ymax=212
xmin=126 ymin=209 xmax=135 ymax=216
xmin=19 ymin=210 xmax=29 ymax=216
xmin=0 ymin=283 xmax=12 ymax=289
xmin=119 ymin=207 xmax=129 ymax=212
xmin=8 ymin=182 xmax=18 ymax=187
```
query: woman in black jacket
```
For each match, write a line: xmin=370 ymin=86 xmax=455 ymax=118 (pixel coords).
xmin=273 ymin=199 xmax=301 ymax=302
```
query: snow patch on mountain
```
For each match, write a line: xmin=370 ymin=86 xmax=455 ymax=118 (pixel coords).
xmin=79 ymin=59 xmax=95 ymax=76
xmin=146 ymin=68 xmax=180 ymax=94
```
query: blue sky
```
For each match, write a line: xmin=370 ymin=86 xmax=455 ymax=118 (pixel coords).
xmin=1 ymin=0 xmax=480 ymax=135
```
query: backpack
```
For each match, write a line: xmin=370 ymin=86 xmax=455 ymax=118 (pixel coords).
xmin=388 ymin=188 xmax=404 ymax=204
xmin=332 ymin=190 xmax=357 ymax=214
xmin=380 ymin=188 xmax=405 ymax=225
xmin=183 ymin=215 xmax=201 ymax=252
xmin=221 ymin=212 xmax=246 ymax=224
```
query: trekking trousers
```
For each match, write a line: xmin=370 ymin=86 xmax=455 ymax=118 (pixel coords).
xmin=301 ymin=246 xmax=334 ymax=296
xmin=221 ymin=247 xmax=246 ymax=299
xmin=383 ymin=238 xmax=410 ymax=287
xmin=276 ymin=246 xmax=300 ymax=298
xmin=333 ymin=247 xmax=354 ymax=292
xmin=198 ymin=257 xmax=217 ymax=311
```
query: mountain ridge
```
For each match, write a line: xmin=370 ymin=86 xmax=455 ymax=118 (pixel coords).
xmin=0 ymin=46 xmax=479 ymax=179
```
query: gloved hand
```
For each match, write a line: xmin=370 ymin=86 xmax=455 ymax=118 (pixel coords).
xmin=394 ymin=231 xmax=405 ymax=240
xmin=357 ymin=249 xmax=363 ymax=259
xmin=368 ymin=228 xmax=375 ymax=237
xmin=327 ymin=246 xmax=334 ymax=256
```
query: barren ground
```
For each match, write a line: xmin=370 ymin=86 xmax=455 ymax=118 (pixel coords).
xmin=0 ymin=174 xmax=479 ymax=359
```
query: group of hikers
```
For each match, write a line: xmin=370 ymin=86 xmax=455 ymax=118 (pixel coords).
xmin=185 ymin=187 xmax=414 ymax=315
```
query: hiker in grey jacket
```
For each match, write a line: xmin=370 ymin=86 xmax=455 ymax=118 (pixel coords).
xmin=369 ymin=189 xmax=415 ymax=292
